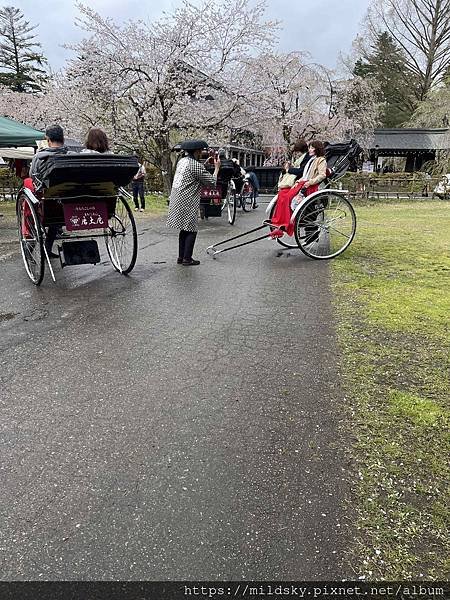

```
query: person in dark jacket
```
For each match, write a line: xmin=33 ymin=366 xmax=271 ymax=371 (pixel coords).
xmin=280 ymin=139 xmax=309 ymax=185
xmin=30 ymin=125 xmax=68 ymax=258
xmin=30 ymin=125 xmax=68 ymax=184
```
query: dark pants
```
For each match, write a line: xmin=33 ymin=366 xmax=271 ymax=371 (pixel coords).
xmin=132 ymin=180 xmax=145 ymax=209
xmin=248 ymin=172 xmax=260 ymax=197
xmin=178 ymin=230 xmax=197 ymax=261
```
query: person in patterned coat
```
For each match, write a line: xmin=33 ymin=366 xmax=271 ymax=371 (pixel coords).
xmin=167 ymin=140 xmax=220 ymax=265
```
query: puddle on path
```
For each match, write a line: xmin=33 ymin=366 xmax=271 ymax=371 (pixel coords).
xmin=0 ymin=312 xmax=17 ymax=322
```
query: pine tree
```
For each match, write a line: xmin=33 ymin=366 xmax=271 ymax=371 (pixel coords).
xmin=0 ymin=6 xmax=47 ymax=92
xmin=354 ymin=32 xmax=420 ymax=127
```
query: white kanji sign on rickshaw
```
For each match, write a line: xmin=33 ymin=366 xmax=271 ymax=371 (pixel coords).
xmin=63 ymin=201 xmax=108 ymax=231
xmin=201 ymin=186 xmax=222 ymax=205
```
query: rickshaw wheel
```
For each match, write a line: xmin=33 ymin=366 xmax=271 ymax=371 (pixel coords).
xmin=105 ymin=194 xmax=138 ymax=273
xmin=223 ymin=187 xmax=236 ymax=225
xmin=294 ymin=192 xmax=356 ymax=260
xmin=16 ymin=193 xmax=45 ymax=285
xmin=268 ymin=204 xmax=297 ymax=249
xmin=241 ymin=183 xmax=255 ymax=212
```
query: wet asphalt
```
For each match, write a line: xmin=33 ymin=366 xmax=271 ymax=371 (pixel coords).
xmin=0 ymin=198 xmax=351 ymax=580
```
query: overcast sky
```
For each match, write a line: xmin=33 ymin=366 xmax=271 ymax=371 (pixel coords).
xmin=9 ymin=0 xmax=371 ymax=71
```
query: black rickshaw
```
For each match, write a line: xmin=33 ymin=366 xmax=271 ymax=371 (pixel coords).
xmin=17 ymin=154 xmax=139 ymax=285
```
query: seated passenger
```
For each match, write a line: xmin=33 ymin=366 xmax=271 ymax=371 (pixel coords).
xmin=232 ymin=158 xmax=260 ymax=207
xmin=245 ymin=170 xmax=260 ymax=207
xmin=277 ymin=139 xmax=309 ymax=190
xmin=214 ymin=148 xmax=235 ymax=198
xmin=30 ymin=125 xmax=68 ymax=185
xmin=270 ymin=140 xmax=327 ymax=239
xmin=82 ymin=128 xmax=111 ymax=154
xmin=29 ymin=125 xmax=68 ymax=258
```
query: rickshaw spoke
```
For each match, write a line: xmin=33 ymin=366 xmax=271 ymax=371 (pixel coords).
xmin=224 ymin=188 xmax=236 ymax=224
xmin=17 ymin=193 xmax=45 ymax=285
xmin=104 ymin=194 xmax=138 ymax=274
xmin=327 ymin=223 xmax=352 ymax=239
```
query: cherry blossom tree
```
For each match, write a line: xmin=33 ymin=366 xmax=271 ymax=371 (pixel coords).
xmin=244 ymin=52 xmax=379 ymax=163
xmin=329 ymin=76 xmax=379 ymax=149
xmin=0 ymin=85 xmax=50 ymax=128
xmin=245 ymin=52 xmax=324 ymax=152
xmin=61 ymin=0 xmax=278 ymax=191
xmin=0 ymin=76 xmax=100 ymax=139
xmin=0 ymin=1 xmax=378 ymax=179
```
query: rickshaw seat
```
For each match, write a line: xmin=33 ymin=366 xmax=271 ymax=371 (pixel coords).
xmin=33 ymin=154 xmax=139 ymax=227
xmin=35 ymin=153 xmax=139 ymax=194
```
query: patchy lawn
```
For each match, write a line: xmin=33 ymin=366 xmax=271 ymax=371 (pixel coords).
xmin=0 ymin=199 xmax=16 ymax=219
xmin=332 ymin=200 xmax=450 ymax=579
xmin=141 ymin=193 xmax=168 ymax=214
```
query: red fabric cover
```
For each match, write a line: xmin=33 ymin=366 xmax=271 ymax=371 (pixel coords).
xmin=21 ymin=179 xmax=38 ymax=236
xmin=270 ymin=180 xmax=318 ymax=237
xmin=20 ymin=199 xmax=32 ymax=237
xmin=23 ymin=177 xmax=35 ymax=192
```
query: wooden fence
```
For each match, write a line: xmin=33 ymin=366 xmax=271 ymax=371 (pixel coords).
xmin=247 ymin=168 xmax=448 ymax=199
xmin=342 ymin=174 xmax=446 ymax=200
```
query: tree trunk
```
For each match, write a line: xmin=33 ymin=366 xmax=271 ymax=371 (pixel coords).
xmin=160 ymin=145 xmax=174 ymax=196
xmin=282 ymin=122 xmax=292 ymax=147
xmin=420 ymin=0 xmax=440 ymax=99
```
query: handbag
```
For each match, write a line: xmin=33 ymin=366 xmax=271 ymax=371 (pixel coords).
xmin=278 ymin=172 xmax=298 ymax=189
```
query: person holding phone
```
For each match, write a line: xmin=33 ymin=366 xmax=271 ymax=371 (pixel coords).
xmin=167 ymin=140 xmax=220 ymax=265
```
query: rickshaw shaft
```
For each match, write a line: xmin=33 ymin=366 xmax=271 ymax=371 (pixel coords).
xmin=210 ymin=223 xmax=267 ymax=249
xmin=54 ymin=232 xmax=124 ymax=241
xmin=212 ymin=232 xmax=271 ymax=254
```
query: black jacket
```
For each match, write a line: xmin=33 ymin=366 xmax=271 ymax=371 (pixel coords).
xmin=30 ymin=145 xmax=68 ymax=186
xmin=288 ymin=153 xmax=313 ymax=178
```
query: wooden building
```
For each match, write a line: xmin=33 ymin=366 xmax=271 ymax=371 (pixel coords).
xmin=369 ymin=128 xmax=450 ymax=172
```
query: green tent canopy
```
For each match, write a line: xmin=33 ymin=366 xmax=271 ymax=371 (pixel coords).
xmin=0 ymin=116 xmax=44 ymax=148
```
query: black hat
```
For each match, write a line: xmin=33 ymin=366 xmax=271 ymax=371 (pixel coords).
xmin=180 ymin=139 xmax=209 ymax=151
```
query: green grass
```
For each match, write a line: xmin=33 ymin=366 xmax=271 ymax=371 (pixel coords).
xmin=332 ymin=200 xmax=450 ymax=579
xmin=0 ymin=199 xmax=16 ymax=216
xmin=0 ymin=200 xmax=17 ymax=234
xmin=142 ymin=193 xmax=168 ymax=214
xmin=389 ymin=391 xmax=447 ymax=428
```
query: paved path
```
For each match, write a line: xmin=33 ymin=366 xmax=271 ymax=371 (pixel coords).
xmin=0 ymin=200 xmax=350 ymax=579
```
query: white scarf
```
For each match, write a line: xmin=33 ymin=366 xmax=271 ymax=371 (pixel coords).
xmin=302 ymin=156 xmax=315 ymax=180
